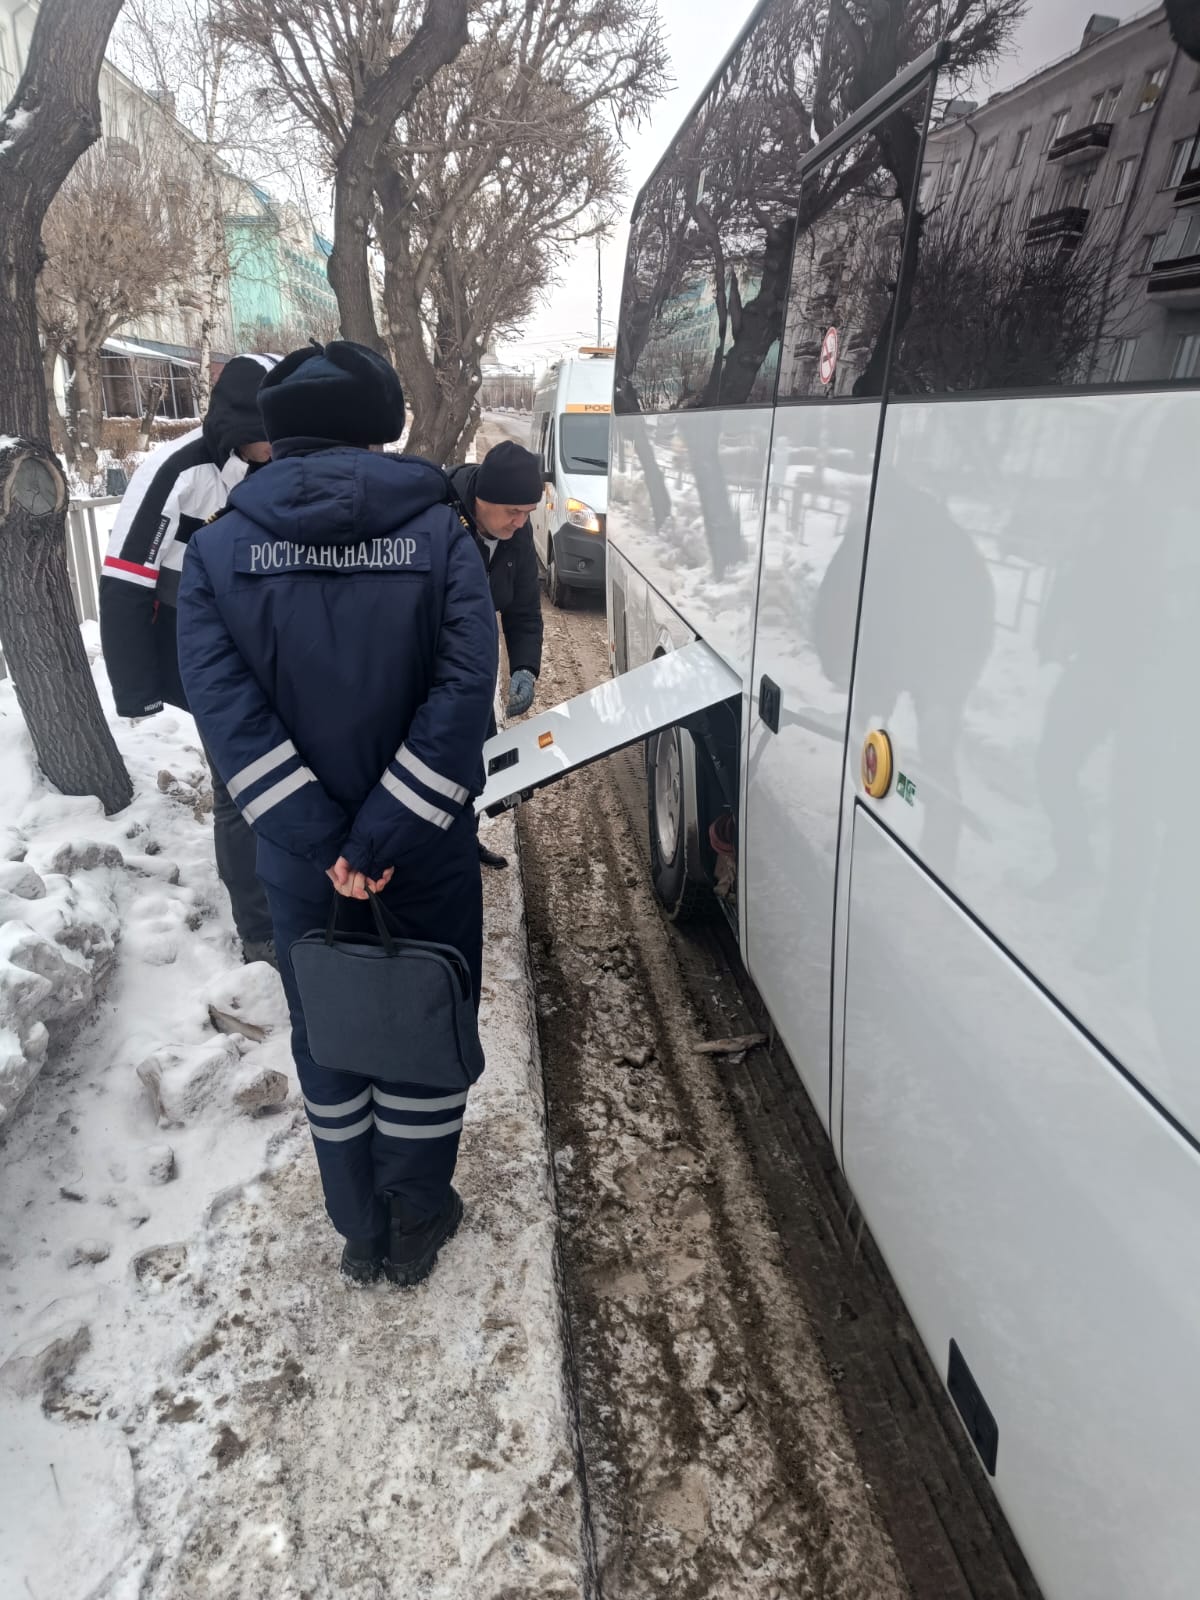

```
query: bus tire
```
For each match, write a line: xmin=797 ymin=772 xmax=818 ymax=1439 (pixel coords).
xmin=646 ymin=724 xmax=710 ymax=923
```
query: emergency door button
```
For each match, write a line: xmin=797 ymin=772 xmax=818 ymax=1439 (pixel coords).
xmin=862 ymin=729 xmax=893 ymax=798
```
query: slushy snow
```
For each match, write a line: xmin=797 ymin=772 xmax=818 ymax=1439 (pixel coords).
xmin=0 ymin=624 xmax=587 ymax=1598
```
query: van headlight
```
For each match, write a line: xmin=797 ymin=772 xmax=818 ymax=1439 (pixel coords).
xmin=565 ymin=497 xmax=602 ymax=533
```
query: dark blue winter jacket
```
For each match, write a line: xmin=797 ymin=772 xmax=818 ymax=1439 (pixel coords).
xmin=176 ymin=444 xmax=498 ymax=892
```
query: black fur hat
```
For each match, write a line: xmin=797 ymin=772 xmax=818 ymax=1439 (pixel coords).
xmin=258 ymin=340 xmax=405 ymax=445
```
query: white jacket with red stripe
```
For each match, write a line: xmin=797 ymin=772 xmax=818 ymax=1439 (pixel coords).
xmin=99 ymin=354 xmax=273 ymax=719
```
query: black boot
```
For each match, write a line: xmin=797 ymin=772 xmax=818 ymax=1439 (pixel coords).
xmin=340 ymin=1234 xmax=386 ymax=1284
xmin=383 ymin=1187 xmax=464 ymax=1287
xmin=477 ymin=839 xmax=509 ymax=871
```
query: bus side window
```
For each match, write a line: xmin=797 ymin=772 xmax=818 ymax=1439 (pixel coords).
xmin=778 ymin=86 xmax=929 ymax=404
xmin=546 ymin=419 xmax=557 ymax=476
xmin=889 ymin=59 xmax=1200 ymax=395
xmin=614 ymin=1 xmax=815 ymax=416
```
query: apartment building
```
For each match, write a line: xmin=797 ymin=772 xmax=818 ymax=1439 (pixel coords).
xmin=0 ymin=0 xmax=337 ymax=419
xmin=920 ymin=5 xmax=1200 ymax=384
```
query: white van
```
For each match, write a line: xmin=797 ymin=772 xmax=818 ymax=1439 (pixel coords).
xmin=529 ymin=349 xmax=613 ymax=606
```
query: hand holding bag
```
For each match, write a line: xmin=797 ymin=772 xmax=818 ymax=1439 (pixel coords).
xmin=289 ymin=891 xmax=484 ymax=1090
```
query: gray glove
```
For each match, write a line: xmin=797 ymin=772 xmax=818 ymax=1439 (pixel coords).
xmin=506 ymin=668 xmax=536 ymax=717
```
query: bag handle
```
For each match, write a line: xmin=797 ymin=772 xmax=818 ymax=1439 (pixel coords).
xmin=325 ymin=890 xmax=397 ymax=956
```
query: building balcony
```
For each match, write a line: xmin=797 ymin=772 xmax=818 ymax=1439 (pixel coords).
xmin=1025 ymin=206 xmax=1090 ymax=247
xmin=1047 ymin=123 xmax=1113 ymax=164
xmin=1146 ymin=252 xmax=1200 ymax=307
xmin=1175 ymin=164 xmax=1200 ymax=207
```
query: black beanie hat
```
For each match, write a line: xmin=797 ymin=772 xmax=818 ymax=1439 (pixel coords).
xmin=474 ymin=440 xmax=544 ymax=505
xmin=257 ymin=340 xmax=406 ymax=446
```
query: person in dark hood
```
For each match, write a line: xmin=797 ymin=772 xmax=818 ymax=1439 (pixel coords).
xmin=100 ymin=352 xmax=277 ymax=963
xmin=176 ymin=341 xmax=497 ymax=1289
xmin=448 ymin=440 xmax=544 ymax=870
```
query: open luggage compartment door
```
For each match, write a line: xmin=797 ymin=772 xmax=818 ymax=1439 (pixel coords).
xmin=476 ymin=639 xmax=741 ymax=817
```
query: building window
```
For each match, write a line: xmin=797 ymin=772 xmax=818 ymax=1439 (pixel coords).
xmin=1135 ymin=66 xmax=1167 ymax=113
xmin=1171 ymin=333 xmax=1200 ymax=380
xmin=1002 ymin=165 xmax=1018 ymax=198
xmin=1011 ymin=127 xmax=1030 ymax=167
xmin=942 ymin=157 xmax=962 ymax=196
xmin=918 ymin=167 xmax=936 ymax=208
xmin=1141 ymin=231 xmax=1168 ymax=271
xmin=1024 ymin=185 xmax=1044 ymax=223
xmin=1166 ymin=136 xmax=1198 ymax=189
xmin=1088 ymin=86 xmax=1121 ymax=124
xmin=1057 ymin=166 xmax=1096 ymax=210
xmin=1045 ymin=109 xmax=1070 ymax=149
xmin=973 ymin=141 xmax=996 ymax=183
xmin=1110 ymin=157 xmax=1138 ymax=205
xmin=1106 ymin=337 xmax=1138 ymax=382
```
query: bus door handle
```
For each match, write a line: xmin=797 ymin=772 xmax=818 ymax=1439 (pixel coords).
xmin=759 ymin=675 xmax=781 ymax=734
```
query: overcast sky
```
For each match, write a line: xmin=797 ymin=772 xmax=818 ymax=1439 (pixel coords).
xmin=498 ymin=0 xmax=1148 ymax=371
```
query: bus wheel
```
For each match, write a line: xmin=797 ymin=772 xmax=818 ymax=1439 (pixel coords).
xmin=646 ymin=724 xmax=709 ymax=923
xmin=546 ymin=550 xmax=573 ymax=609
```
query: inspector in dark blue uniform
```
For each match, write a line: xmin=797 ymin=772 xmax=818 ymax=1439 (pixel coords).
xmin=176 ymin=342 xmax=497 ymax=1286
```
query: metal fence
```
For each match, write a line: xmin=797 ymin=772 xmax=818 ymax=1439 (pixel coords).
xmin=0 ymin=497 xmax=121 ymax=683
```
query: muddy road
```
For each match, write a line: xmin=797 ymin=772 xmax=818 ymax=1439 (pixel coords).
xmin=478 ymin=415 xmax=1041 ymax=1600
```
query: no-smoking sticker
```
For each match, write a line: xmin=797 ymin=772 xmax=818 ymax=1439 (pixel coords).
xmin=819 ymin=325 xmax=839 ymax=386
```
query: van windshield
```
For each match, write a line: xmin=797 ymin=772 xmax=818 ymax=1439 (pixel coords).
xmin=559 ymin=413 xmax=610 ymax=474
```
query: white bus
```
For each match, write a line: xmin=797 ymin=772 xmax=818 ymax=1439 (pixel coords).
xmin=481 ymin=6 xmax=1200 ymax=1595
xmin=529 ymin=349 xmax=614 ymax=606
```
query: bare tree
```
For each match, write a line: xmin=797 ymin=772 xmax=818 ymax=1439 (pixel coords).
xmin=236 ymin=308 xmax=342 ymax=354
xmin=222 ymin=0 xmax=665 ymax=461
xmin=39 ymin=139 xmax=202 ymax=479
xmin=217 ymin=0 xmax=470 ymax=349
xmin=375 ymin=1 xmax=666 ymax=460
xmin=115 ymin=0 xmax=303 ymax=407
xmin=0 ymin=0 xmax=132 ymax=813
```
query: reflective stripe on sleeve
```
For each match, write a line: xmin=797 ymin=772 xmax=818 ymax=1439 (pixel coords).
xmin=308 ymin=1111 xmax=372 ymax=1142
xmin=372 ymin=1086 xmax=468 ymax=1113
xmin=396 ymin=745 xmax=469 ymax=806
xmin=304 ymin=1087 xmax=372 ymax=1119
xmin=227 ymin=738 xmax=297 ymax=800
xmin=241 ymin=766 xmax=316 ymax=824
xmin=372 ymin=1114 xmax=463 ymax=1140
xmin=103 ymin=556 xmax=158 ymax=588
xmin=380 ymin=771 xmax=453 ymax=830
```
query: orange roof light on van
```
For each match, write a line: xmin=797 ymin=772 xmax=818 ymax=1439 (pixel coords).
xmin=578 ymin=345 xmax=615 ymax=357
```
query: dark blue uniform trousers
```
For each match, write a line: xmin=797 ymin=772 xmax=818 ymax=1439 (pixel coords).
xmin=265 ymin=829 xmax=483 ymax=1241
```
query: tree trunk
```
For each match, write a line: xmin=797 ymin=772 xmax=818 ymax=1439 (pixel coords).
xmin=74 ymin=345 xmax=100 ymax=485
xmin=135 ymin=380 xmax=166 ymax=453
xmin=447 ymin=398 xmax=480 ymax=468
xmin=326 ymin=0 xmax=469 ymax=351
xmin=0 ymin=0 xmax=132 ymax=814
xmin=197 ymin=154 xmax=225 ymax=411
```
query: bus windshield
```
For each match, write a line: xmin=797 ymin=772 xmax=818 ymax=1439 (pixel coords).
xmin=559 ymin=413 xmax=610 ymax=474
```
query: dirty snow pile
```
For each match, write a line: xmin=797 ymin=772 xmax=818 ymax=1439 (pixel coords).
xmin=0 ymin=626 xmax=587 ymax=1599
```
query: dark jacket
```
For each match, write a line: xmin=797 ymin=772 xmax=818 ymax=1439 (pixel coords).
xmin=99 ymin=354 xmax=275 ymax=717
xmin=449 ymin=463 xmax=543 ymax=677
xmin=177 ymin=446 xmax=498 ymax=893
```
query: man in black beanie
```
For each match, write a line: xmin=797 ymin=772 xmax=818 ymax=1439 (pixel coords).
xmin=177 ymin=341 xmax=497 ymax=1288
xmin=449 ymin=440 xmax=544 ymax=869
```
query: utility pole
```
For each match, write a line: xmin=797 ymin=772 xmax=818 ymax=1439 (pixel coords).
xmin=596 ymin=238 xmax=603 ymax=347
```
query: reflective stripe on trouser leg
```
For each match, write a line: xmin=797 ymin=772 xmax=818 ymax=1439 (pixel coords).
xmin=371 ymin=1084 xmax=467 ymax=1220
xmin=265 ymin=879 xmax=386 ymax=1242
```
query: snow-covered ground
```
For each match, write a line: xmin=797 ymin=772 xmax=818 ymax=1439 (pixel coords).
xmin=0 ymin=627 xmax=588 ymax=1598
